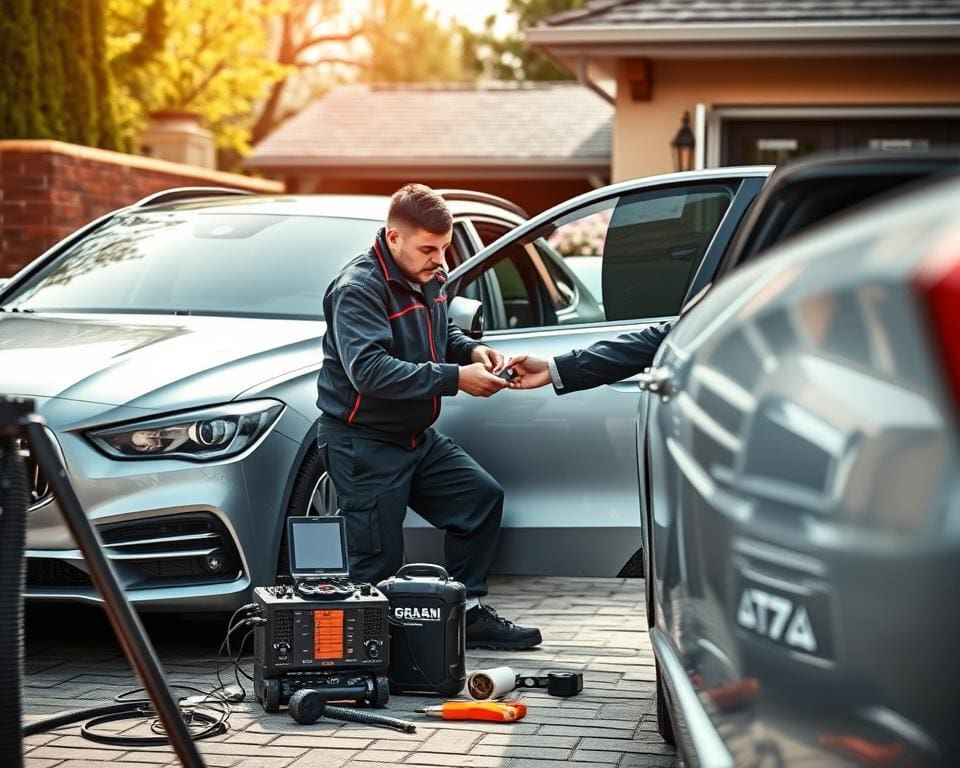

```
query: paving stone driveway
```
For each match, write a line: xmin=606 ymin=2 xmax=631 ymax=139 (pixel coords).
xmin=22 ymin=576 xmax=677 ymax=768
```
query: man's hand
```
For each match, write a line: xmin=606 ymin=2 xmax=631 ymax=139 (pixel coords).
xmin=471 ymin=345 xmax=505 ymax=373
xmin=459 ymin=363 xmax=507 ymax=397
xmin=504 ymin=355 xmax=552 ymax=390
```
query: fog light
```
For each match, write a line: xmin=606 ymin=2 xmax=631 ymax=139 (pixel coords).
xmin=204 ymin=549 xmax=227 ymax=573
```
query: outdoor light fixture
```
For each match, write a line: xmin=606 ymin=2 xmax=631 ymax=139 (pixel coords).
xmin=671 ymin=111 xmax=696 ymax=172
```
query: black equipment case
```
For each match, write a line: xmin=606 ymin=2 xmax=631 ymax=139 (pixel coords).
xmin=377 ymin=564 xmax=465 ymax=696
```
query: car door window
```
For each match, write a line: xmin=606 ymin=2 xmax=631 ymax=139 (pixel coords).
xmin=470 ymin=221 xmax=551 ymax=330
xmin=462 ymin=183 xmax=734 ymax=331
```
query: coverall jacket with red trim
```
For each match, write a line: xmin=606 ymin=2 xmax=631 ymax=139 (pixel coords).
xmin=315 ymin=228 xmax=480 ymax=447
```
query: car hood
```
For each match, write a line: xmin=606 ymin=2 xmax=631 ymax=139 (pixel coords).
xmin=0 ymin=312 xmax=326 ymax=412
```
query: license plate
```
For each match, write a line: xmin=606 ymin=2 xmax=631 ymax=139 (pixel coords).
xmin=734 ymin=572 xmax=833 ymax=660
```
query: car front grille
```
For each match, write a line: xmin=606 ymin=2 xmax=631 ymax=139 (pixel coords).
xmin=27 ymin=559 xmax=92 ymax=587
xmin=25 ymin=513 xmax=244 ymax=591
xmin=15 ymin=436 xmax=53 ymax=509
xmin=99 ymin=513 xmax=243 ymax=588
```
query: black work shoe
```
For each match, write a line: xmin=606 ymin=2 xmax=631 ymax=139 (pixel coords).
xmin=466 ymin=604 xmax=542 ymax=650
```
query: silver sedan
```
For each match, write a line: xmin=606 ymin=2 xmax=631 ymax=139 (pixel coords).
xmin=0 ymin=170 xmax=770 ymax=610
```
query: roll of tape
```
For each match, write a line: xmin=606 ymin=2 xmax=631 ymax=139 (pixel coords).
xmin=463 ymin=666 xmax=517 ymax=700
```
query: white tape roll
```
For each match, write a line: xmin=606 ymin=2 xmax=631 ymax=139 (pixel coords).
xmin=463 ymin=666 xmax=517 ymax=700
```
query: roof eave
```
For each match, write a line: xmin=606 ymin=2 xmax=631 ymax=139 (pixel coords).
xmin=525 ymin=20 xmax=960 ymax=47
xmin=244 ymin=156 xmax=610 ymax=170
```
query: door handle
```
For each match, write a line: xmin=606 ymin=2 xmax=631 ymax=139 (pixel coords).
xmin=608 ymin=380 xmax=642 ymax=392
xmin=637 ymin=366 xmax=674 ymax=400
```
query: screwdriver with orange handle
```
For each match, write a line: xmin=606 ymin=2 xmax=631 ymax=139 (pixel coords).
xmin=415 ymin=700 xmax=527 ymax=722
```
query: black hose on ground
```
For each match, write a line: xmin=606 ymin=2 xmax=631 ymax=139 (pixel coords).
xmin=22 ymin=704 xmax=137 ymax=738
xmin=0 ymin=438 xmax=29 ymax=768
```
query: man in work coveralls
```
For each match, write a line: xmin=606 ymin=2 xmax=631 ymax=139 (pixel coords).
xmin=316 ymin=183 xmax=541 ymax=650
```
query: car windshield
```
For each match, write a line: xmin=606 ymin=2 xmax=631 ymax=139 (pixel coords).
xmin=3 ymin=211 xmax=382 ymax=319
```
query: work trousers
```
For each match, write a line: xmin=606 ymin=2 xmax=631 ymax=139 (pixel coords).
xmin=316 ymin=422 xmax=503 ymax=597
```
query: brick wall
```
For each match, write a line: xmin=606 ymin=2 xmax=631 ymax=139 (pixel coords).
xmin=0 ymin=140 xmax=284 ymax=276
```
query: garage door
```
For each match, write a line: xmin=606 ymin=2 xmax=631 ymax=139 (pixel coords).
xmin=723 ymin=117 xmax=960 ymax=165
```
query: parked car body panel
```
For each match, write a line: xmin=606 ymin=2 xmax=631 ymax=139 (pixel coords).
xmin=644 ymin=170 xmax=960 ymax=764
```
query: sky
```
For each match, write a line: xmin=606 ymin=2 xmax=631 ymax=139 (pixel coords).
xmin=421 ymin=0 xmax=512 ymax=31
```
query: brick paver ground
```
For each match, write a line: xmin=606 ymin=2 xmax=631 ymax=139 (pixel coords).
xmin=21 ymin=576 xmax=677 ymax=768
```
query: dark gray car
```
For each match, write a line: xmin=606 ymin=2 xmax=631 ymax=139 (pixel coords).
xmin=642 ymin=161 xmax=960 ymax=765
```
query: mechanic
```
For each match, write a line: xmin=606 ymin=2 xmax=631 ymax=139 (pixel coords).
xmin=315 ymin=183 xmax=541 ymax=650
xmin=504 ymin=322 xmax=673 ymax=394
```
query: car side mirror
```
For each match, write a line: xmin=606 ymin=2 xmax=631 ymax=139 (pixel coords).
xmin=449 ymin=296 xmax=484 ymax=339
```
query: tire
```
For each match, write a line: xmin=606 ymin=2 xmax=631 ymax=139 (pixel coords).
xmin=655 ymin=662 xmax=676 ymax=746
xmin=616 ymin=547 xmax=644 ymax=578
xmin=276 ymin=448 xmax=339 ymax=577
xmin=262 ymin=678 xmax=280 ymax=714
xmin=371 ymin=674 xmax=390 ymax=708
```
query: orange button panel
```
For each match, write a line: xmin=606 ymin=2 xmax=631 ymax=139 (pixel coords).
xmin=313 ymin=609 xmax=344 ymax=660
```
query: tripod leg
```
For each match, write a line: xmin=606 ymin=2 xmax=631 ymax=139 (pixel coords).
xmin=21 ymin=418 xmax=205 ymax=768
xmin=0 ymin=437 xmax=28 ymax=768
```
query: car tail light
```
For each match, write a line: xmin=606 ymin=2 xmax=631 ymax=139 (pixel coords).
xmin=916 ymin=227 xmax=960 ymax=413
xmin=819 ymin=733 xmax=907 ymax=767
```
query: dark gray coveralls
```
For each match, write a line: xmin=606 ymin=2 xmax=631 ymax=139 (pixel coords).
xmin=315 ymin=229 xmax=502 ymax=597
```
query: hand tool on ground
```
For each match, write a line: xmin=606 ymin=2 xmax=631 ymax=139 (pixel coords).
xmin=415 ymin=700 xmax=527 ymax=722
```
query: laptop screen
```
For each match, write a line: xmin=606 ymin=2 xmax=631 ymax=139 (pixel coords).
xmin=287 ymin=516 xmax=349 ymax=578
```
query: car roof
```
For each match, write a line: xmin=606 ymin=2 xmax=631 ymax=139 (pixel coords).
xmin=721 ymin=149 xmax=960 ymax=271
xmin=128 ymin=192 xmax=526 ymax=225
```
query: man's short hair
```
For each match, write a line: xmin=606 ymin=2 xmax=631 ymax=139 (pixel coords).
xmin=387 ymin=184 xmax=452 ymax=235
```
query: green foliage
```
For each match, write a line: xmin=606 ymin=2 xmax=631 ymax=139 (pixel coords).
xmin=364 ymin=0 xmax=464 ymax=83
xmin=106 ymin=0 xmax=288 ymax=155
xmin=0 ymin=0 xmax=45 ymax=138
xmin=35 ymin=0 xmax=67 ymax=139
xmin=461 ymin=0 xmax=585 ymax=81
xmin=0 ymin=0 xmax=121 ymax=149
xmin=106 ymin=0 xmax=167 ymax=149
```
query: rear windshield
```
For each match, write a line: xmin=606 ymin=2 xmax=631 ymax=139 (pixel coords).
xmin=3 ymin=211 xmax=381 ymax=319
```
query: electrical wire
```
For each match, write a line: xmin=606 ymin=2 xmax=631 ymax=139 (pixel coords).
xmin=24 ymin=604 xmax=261 ymax=746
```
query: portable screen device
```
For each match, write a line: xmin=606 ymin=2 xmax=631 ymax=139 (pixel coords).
xmin=286 ymin=516 xmax=350 ymax=579
xmin=254 ymin=515 xmax=391 ymax=713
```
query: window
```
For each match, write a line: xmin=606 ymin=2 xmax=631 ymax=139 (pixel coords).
xmin=462 ymin=183 xmax=732 ymax=331
xmin=8 ymin=212 xmax=382 ymax=319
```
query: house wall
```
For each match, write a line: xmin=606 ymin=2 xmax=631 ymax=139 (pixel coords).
xmin=613 ymin=55 xmax=960 ymax=180
xmin=0 ymin=140 xmax=282 ymax=276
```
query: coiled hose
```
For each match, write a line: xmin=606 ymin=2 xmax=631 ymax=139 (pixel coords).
xmin=0 ymin=438 xmax=29 ymax=768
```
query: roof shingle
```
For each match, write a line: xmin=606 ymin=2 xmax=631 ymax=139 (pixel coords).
xmin=247 ymin=83 xmax=612 ymax=169
xmin=543 ymin=0 xmax=960 ymax=27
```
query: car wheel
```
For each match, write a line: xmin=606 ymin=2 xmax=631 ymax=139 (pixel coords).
xmin=655 ymin=662 xmax=676 ymax=746
xmin=617 ymin=547 xmax=644 ymax=578
xmin=276 ymin=448 xmax=339 ymax=576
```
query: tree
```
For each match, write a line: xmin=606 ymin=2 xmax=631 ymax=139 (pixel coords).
xmin=249 ymin=0 xmax=464 ymax=147
xmin=106 ymin=0 xmax=167 ymax=149
xmin=0 ymin=0 xmax=45 ymax=138
xmin=461 ymin=0 xmax=585 ymax=82
xmin=106 ymin=0 xmax=288 ymax=156
xmin=35 ymin=0 xmax=67 ymax=140
xmin=364 ymin=0 xmax=463 ymax=83
xmin=0 ymin=0 xmax=121 ymax=149
xmin=250 ymin=0 xmax=366 ymax=146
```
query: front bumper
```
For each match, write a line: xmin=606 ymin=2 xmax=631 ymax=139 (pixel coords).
xmin=23 ymin=416 xmax=301 ymax=612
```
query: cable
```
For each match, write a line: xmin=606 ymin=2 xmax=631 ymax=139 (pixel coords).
xmin=24 ymin=608 xmax=259 ymax=745
xmin=322 ymin=703 xmax=416 ymax=734
xmin=23 ymin=704 xmax=134 ymax=738
xmin=213 ymin=605 xmax=260 ymax=698
xmin=231 ymin=629 xmax=255 ymax=698
xmin=387 ymin=616 xmax=450 ymax=690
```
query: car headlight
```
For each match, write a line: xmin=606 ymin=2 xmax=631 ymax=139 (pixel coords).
xmin=87 ymin=400 xmax=284 ymax=461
